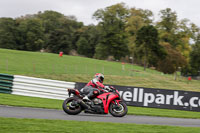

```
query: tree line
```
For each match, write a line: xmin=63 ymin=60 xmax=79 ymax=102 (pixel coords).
xmin=0 ymin=3 xmax=200 ymax=76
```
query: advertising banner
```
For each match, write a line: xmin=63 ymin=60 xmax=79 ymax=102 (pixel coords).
xmin=75 ymin=82 xmax=200 ymax=112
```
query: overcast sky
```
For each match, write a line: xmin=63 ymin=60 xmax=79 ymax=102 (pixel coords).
xmin=0 ymin=0 xmax=199 ymax=27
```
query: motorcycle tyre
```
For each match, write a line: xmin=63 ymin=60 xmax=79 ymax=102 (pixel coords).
xmin=109 ymin=101 xmax=128 ymax=117
xmin=62 ymin=97 xmax=82 ymax=115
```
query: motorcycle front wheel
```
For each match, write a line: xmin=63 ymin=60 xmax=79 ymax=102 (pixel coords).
xmin=109 ymin=101 xmax=128 ymax=117
xmin=62 ymin=97 xmax=82 ymax=115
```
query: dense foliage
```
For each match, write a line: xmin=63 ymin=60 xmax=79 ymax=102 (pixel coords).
xmin=0 ymin=3 xmax=200 ymax=75
xmin=135 ymin=25 xmax=166 ymax=71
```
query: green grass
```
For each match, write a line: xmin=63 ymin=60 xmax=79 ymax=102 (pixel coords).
xmin=128 ymin=106 xmax=200 ymax=119
xmin=1 ymin=117 xmax=200 ymax=133
xmin=1 ymin=93 xmax=200 ymax=119
xmin=0 ymin=93 xmax=63 ymax=109
xmin=0 ymin=48 xmax=200 ymax=92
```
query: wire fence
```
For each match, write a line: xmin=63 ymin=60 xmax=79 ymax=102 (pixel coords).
xmin=0 ymin=58 xmax=162 ymax=77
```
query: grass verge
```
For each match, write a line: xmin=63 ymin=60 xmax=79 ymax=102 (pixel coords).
xmin=1 ymin=93 xmax=200 ymax=119
xmin=1 ymin=117 xmax=200 ymax=133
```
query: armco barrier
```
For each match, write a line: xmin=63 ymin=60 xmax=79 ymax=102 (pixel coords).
xmin=0 ymin=74 xmax=13 ymax=94
xmin=12 ymin=75 xmax=75 ymax=100
xmin=0 ymin=73 xmax=14 ymax=80
xmin=0 ymin=74 xmax=75 ymax=100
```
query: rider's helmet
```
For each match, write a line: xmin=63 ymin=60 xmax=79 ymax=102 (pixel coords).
xmin=94 ymin=73 xmax=104 ymax=83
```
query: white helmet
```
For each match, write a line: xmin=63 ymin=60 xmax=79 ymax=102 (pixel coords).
xmin=94 ymin=73 xmax=104 ymax=83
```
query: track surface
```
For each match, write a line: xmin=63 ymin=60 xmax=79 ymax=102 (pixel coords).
xmin=0 ymin=105 xmax=200 ymax=127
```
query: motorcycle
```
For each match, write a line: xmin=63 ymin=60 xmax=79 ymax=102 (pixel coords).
xmin=62 ymin=86 xmax=128 ymax=117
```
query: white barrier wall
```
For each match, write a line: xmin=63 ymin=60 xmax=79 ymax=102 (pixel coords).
xmin=12 ymin=75 xmax=76 ymax=100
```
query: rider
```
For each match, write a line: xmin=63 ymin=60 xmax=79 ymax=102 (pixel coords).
xmin=81 ymin=73 xmax=111 ymax=101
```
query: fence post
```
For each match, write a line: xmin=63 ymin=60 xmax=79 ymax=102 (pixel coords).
xmin=6 ymin=59 xmax=8 ymax=72
xmin=75 ymin=65 xmax=77 ymax=74
xmin=102 ymin=65 xmax=104 ymax=74
xmin=52 ymin=64 xmax=55 ymax=73
xmin=65 ymin=65 xmax=67 ymax=73
xmin=94 ymin=64 xmax=96 ymax=74
xmin=33 ymin=62 xmax=35 ymax=73
xmin=85 ymin=65 xmax=87 ymax=74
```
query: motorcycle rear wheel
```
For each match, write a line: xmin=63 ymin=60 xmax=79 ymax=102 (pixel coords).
xmin=109 ymin=101 xmax=127 ymax=117
xmin=62 ymin=97 xmax=82 ymax=115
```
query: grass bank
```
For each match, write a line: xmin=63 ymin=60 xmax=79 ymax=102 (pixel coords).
xmin=0 ymin=48 xmax=199 ymax=92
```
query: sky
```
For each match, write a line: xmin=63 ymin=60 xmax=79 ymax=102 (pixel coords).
xmin=0 ymin=0 xmax=199 ymax=27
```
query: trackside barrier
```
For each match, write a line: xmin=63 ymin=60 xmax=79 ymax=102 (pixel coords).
xmin=0 ymin=74 xmax=13 ymax=94
xmin=12 ymin=75 xmax=75 ymax=100
xmin=1 ymin=73 xmax=200 ymax=112
xmin=0 ymin=74 xmax=75 ymax=100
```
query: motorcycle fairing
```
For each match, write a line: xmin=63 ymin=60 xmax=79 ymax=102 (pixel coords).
xmin=96 ymin=92 xmax=121 ymax=113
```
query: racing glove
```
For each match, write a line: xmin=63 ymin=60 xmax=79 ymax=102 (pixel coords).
xmin=104 ymin=86 xmax=112 ymax=91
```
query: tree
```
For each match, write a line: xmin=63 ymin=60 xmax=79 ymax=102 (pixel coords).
xmin=76 ymin=37 xmax=89 ymax=55
xmin=37 ymin=10 xmax=83 ymax=53
xmin=156 ymin=8 xmax=180 ymax=50
xmin=19 ymin=18 xmax=44 ymax=51
xmin=157 ymin=9 xmax=192 ymax=55
xmin=75 ymin=25 xmax=100 ymax=57
xmin=37 ymin=11 xmax=64 ymax=33
xmin=37 ymin=11 xmax=71 ymax=52
xmin=126 ymin=8 xmax=154 ymax=64
xmin=156 ymin=8 xmax=192 ymax=70
xmin=157 ymin=8 xmax=178 ymax=33
xmin=189 ymin=38 xmax=200 ymax=75
xmin=189 ymin=23 xmax=200 ymax=44
xmin=0 ymin=18 xmax=17 ymax=49
xmin=46 ymin=28 xmax=72 ymax=54
xmin=136 ymin=25 xmax=166 ymax=70
xmin=126 ymin=8 xmax=153 ymax=36
xmin=157 ymin=42 xmax=187 ymax=74
xmin=93 ymin=3 xmax=129 ymax=60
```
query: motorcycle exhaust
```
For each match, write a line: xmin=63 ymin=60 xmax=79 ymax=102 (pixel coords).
xmin=77 ymin=99 xmax=90 ymax=109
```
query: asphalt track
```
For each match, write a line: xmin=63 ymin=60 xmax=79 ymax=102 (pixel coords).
xmin=0 ymin=105 xmax=200 ymax=127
